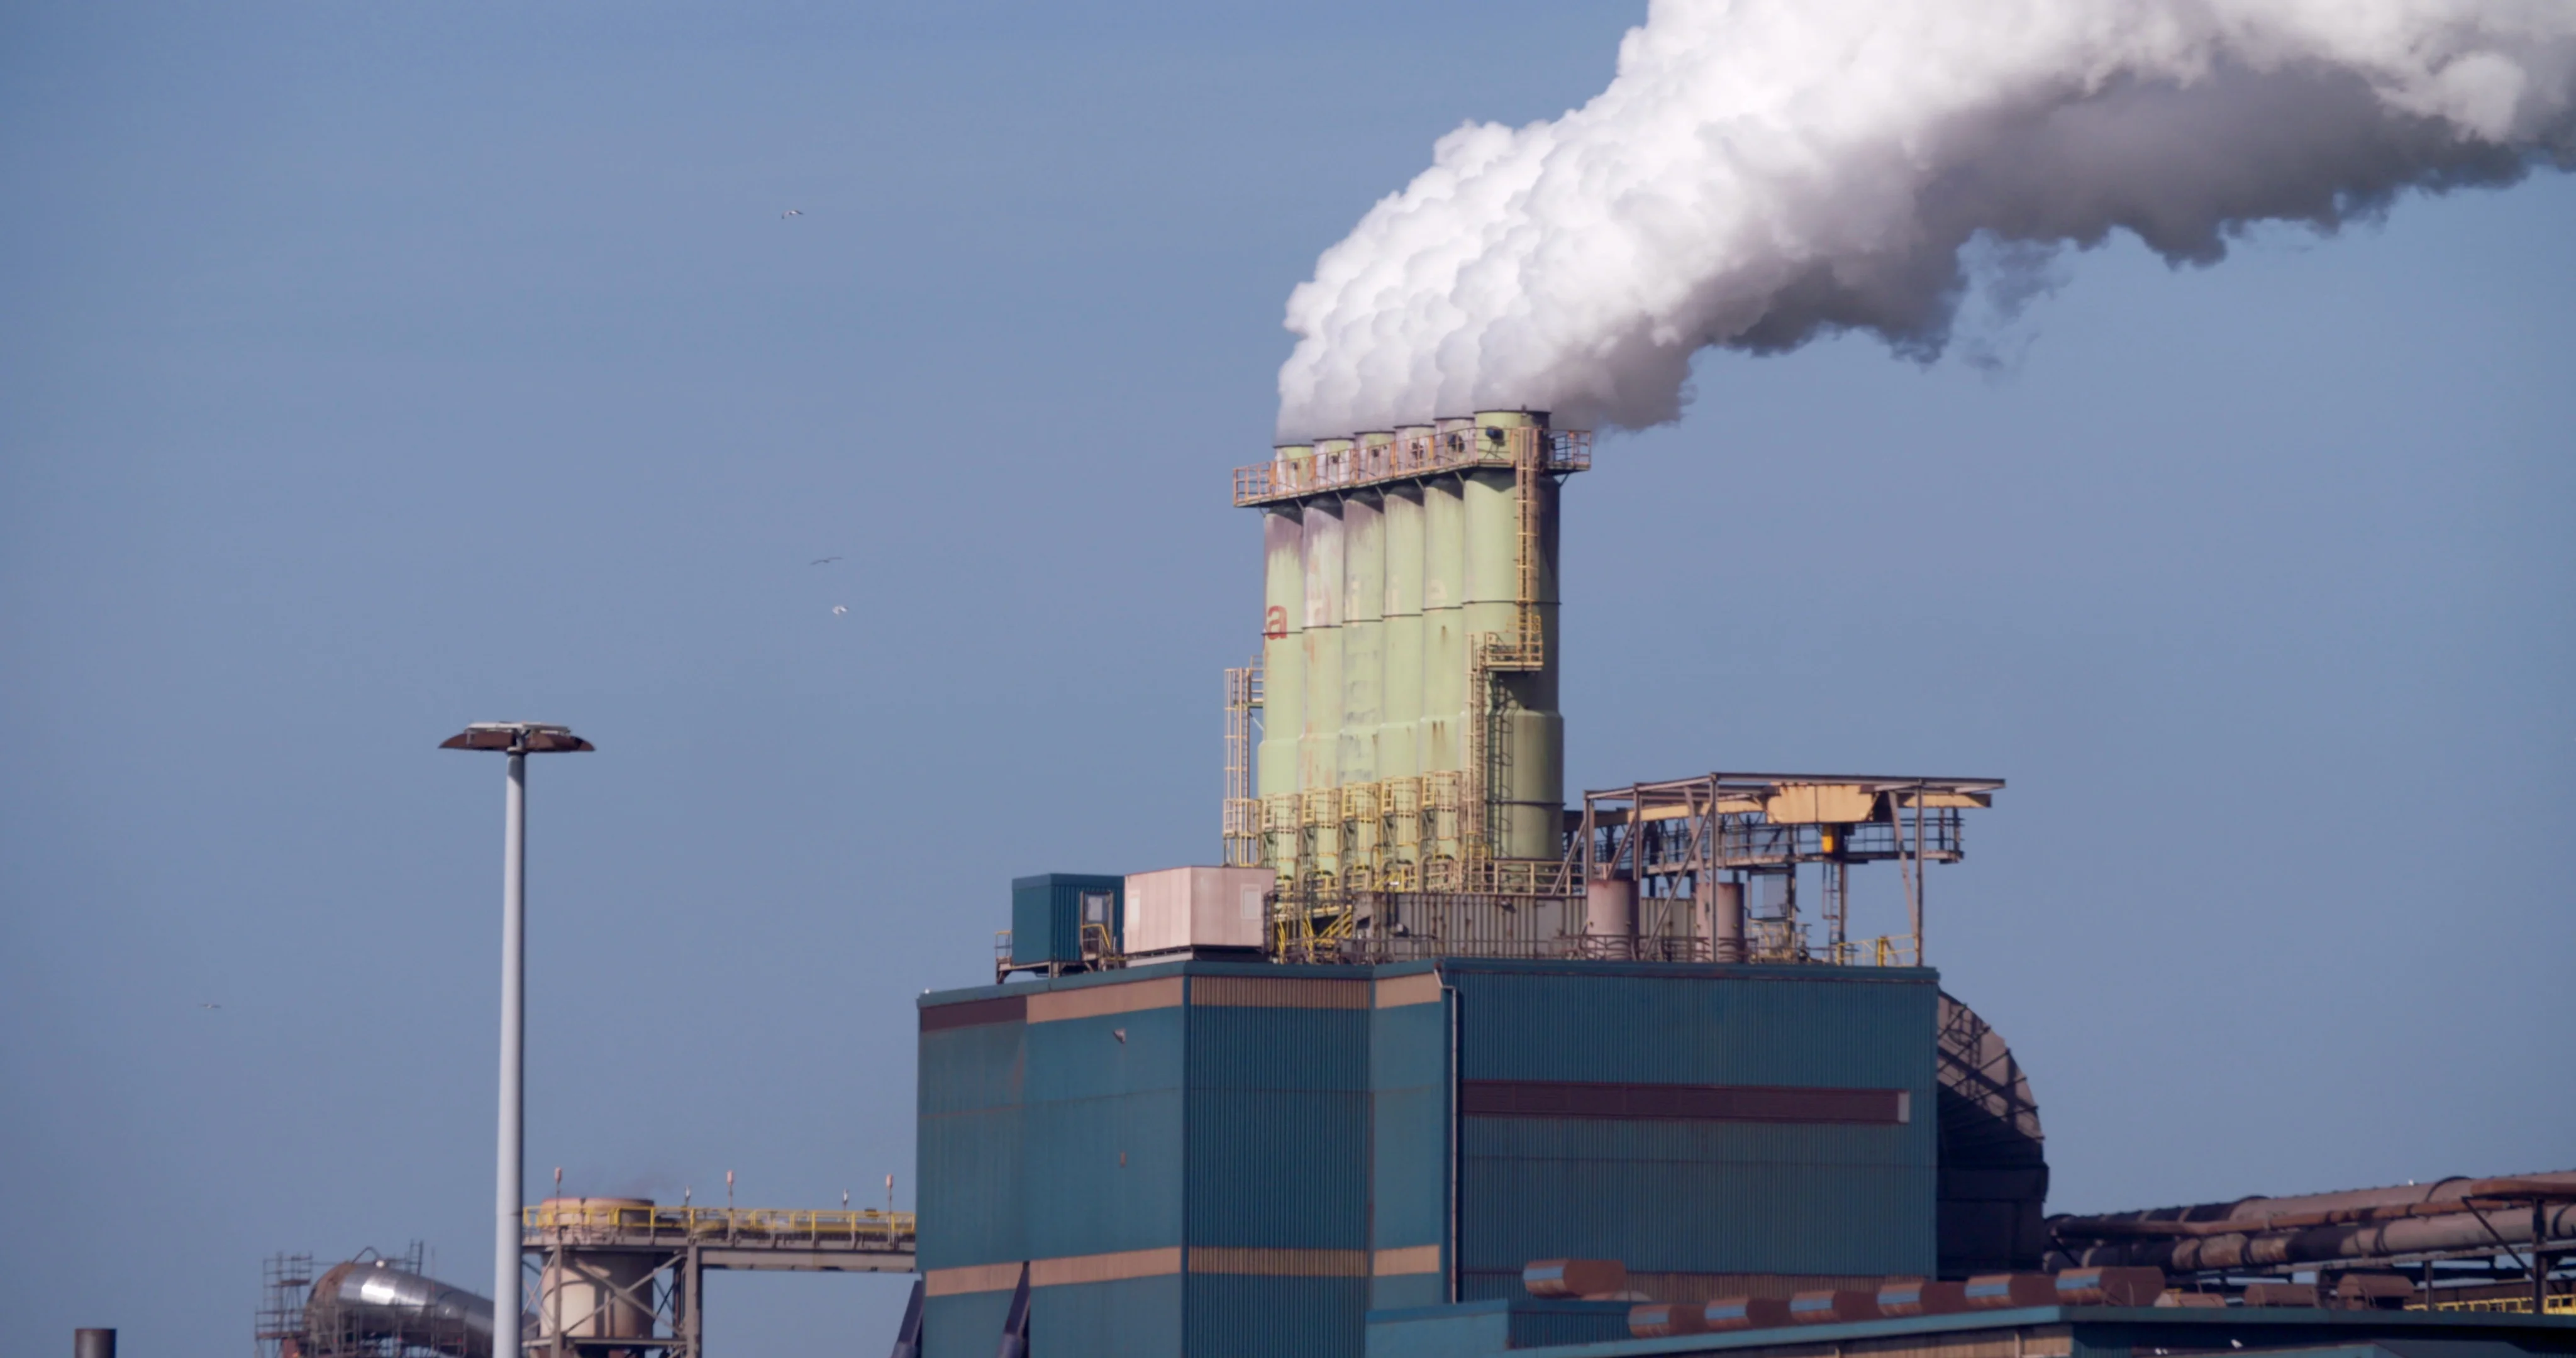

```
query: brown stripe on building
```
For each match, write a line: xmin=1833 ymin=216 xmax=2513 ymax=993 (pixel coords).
xmin=1372 ymin=973 xmax=1445 ymax=1009
xmin=1026 ymin=976 xmax=1185 ymax=1024
xmin=1029 ymin=1246 xmax=1184 ymax=1286
xmin=1187 ymin=1247 xmax=1369 ymax=1277
xmin=1190 ymin=976 xmax=1371 ymax=1010
xmin=1372 ymin=1244 xmax=1443 ymax=1277
xmin=1459 ymin=1080 xmax=1908 ymax=1124
xmin=918 ymin=995 xmax=1026 ymax=1032
xmin=923 ymin=1262 xmax=1026 ymax=1296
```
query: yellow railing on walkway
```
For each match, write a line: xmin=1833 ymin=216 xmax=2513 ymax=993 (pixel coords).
xmin=2408 ymin=1295 xmax=2575 ymax=1316
xmin=523 ymin=1203 xmax=914 ymax=1246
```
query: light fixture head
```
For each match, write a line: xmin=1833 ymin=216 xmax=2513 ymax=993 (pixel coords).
xmin=440 ymin=722 xmax=594 ymax=753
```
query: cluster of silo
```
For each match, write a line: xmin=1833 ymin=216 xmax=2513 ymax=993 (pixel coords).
xmin=1248 ymin=410 xmax=1583 ymax=888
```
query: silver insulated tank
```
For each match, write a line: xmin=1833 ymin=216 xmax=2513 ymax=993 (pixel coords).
xmin=306 ymin=1259 xmax=500 ymax=1358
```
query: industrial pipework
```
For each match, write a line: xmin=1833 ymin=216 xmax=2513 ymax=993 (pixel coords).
xmin=2048 ymin=1171 xmax=2576 ymax=1308
xmin=258 ymin=1252 xmax=501 ymax=1358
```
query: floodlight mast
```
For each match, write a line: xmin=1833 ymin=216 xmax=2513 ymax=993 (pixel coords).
xmin=440 ymin=720 xmax=594 ymax=1358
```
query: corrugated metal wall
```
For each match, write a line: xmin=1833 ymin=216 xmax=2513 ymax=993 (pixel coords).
xmin=1186 ymin=1001 xmax=1369 ymax=1247
xmin=1024 ymin=998 xmax=1186 ymax=1259
xmin=1187 ymin=1275 xmax=1369 ymax=1358
xmin=1371 ymin=969 xmax=1451 ymax=1314
xmin=920 ymin=1289 xmax=1013 ymax=1358
xmin=916 ymin=959 xmax=1942 ymax=1355
xmin=919 ymin=1006 xmax=1027 ymax=1271
xmin=1445 ymin=962 xmax=1940 ymax=1299
xmin=1036 ymin=1275 xmax=1185 ymax=1358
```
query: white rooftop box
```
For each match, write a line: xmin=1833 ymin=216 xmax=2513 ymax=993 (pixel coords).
xmin=1123 ymin=866 xmax=1272 ymax=956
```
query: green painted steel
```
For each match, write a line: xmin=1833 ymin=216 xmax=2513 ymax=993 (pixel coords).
xmin=1259 ymin=494 xmax=1305 ymax=802
xmin=1380 ymin=475 xmax=1426 ymax=793
xmin=1299 ymin=491 xmax=1346 ymax=799
xmin=1340 ymin=491 xmax=1385 ymax=788
xmin=1419 ymin=472 xmax=1465 ymax=780
xmin=1011 ymin=873 xmax=1124 ymax=965
xmin=1465 ymin=410 xmax=1563 ymax=860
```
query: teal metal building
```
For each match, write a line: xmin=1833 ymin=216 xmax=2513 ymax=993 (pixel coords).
xmin=915 ymin=956 xmax=1951 ymax=1358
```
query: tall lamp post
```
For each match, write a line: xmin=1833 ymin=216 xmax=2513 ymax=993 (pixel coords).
xmin=441 ymin=721 xmax=594 ymax=1358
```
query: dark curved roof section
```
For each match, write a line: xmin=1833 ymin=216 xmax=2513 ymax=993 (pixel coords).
xmin=1937 ymin=992 xmax=2050 ymax=1278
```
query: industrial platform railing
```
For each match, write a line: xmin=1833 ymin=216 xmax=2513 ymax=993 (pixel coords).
xmin=1232 ymin=426 xmax=1592 ymax=506
xmin=523 ymin=1203 xmax=914 ymax=1249
xmin=2409 ymin=1294 xmax=2576 ymax=1317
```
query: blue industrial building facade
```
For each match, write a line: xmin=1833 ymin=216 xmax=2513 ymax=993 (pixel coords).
xmin=915 ymin=958 xmax=1940 ymax=1358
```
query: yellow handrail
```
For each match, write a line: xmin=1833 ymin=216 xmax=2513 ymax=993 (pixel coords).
xmin=522 ymin=1203 xmax=916 ymax=1244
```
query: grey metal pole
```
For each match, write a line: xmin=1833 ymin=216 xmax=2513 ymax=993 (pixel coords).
xmin=497 ymin=748 xmax=526 ymax=1358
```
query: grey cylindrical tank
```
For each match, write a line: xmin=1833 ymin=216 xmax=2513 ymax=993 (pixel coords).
xmin=537 ymin=1198 xmax=657 ymax=1342
xmin=75 ymin=1330 xmax=114 ymax=1358
xmin=309 ymin=1259 xmax=498 ymax=1358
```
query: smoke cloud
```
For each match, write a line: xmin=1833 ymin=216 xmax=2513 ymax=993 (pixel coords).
xmin=1277 ymin=0 xmax=2576 ymax=436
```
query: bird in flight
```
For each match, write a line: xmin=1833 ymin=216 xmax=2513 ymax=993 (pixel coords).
xmin=781 ymin=209 xmax=804 ymax=219
xmin=199 ymin=1002 xmax=223 ymax=1010
xmin=833 ymin=605 xmax=848 ymax=616
xmin=811 ymin=556 xmax=842 ymax=565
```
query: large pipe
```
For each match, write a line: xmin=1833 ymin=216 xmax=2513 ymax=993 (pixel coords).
xmin=1340 ymin=482 xmax=1385 ymax=790
xmin=1257 ymin=493 xmax=1305 ymax=804
xmin=1464 ymin=409 xmax=1563 ymax=859
xmin=2051 ymin=1172 xmax=2576 ymax=1273
xmin=1419 ymin=425 xmax=1470 ymax=787
xmin=1298 ymin=486 xmax=1346 ymax=799
xmin=308 ymin=1261 xmax=501 ymax=1358
xmin=1380 ymin=474 xmax=1426 ymax=790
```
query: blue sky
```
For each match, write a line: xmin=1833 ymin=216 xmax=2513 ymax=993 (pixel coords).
xmin=2 ymin=2 xmax=2569 ymax=1352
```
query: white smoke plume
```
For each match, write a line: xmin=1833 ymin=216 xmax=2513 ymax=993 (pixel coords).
xmin=1277 ymin=0 xmax=2576 ymax=436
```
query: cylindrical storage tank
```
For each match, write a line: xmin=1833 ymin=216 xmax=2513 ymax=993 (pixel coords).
xmin=1521 ymin=1259 xmax=1625 ymax=1298
xmin=1379 ymin=480 xmax=1425 ymax=788
xmin=1877 ymin=1279 xmax=1968 ymax=1317
xmin=309 ymin=1259 xmax=498 ymax=1358
xmin=1704 ymin=881 xmax=1745 ymax=963
xmin=2056 ymin=1267 xmax=2165 ymax=1306
xmin=75 ymin=1330 xmax=115 ymax=1358
xmin=1257 ymin=494 xmax=1305 ymax=804
xmin=538 ymin=1198 xmax=657 ymax=1344
xmin=1702 ymin=1297 xmax=1792 ymax=1332
xmin=1963 ymin=1274 xmax=2058 ymax=1310
xmin=1629 ymin=1302 xmax=1707 ymax=1338
xmin=1298 ymin=478 xmax=1347 ymax=797
xmin=1339 ymin=486 xmax=1385 ymax=790
xmin=1418 ymin=444 xmax=1468 ymax=783
xmin=1465 ymin=409 xmax=1563 ymax=859
xmin=1585 ymin=873 xmax=1635 ymax=954
xmin=1787 ymin=1290 xmax=1882 ymax=1325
